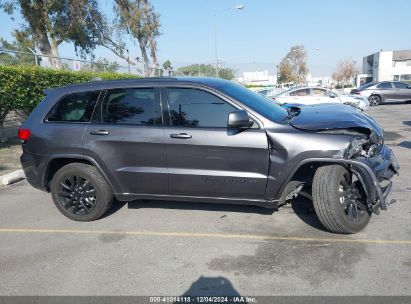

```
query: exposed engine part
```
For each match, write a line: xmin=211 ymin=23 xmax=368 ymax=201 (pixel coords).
xmin=285 ymin=184 xmax=303 ymax=200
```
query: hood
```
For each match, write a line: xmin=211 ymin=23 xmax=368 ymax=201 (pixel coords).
xmin=289 ymin=103 xmax=383 ymax=138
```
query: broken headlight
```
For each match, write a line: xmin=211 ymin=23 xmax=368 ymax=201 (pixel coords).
xmin=344 ymin=137 xmax=382 ymax=159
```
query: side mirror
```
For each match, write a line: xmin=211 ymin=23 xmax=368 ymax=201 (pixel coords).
xmin=227 ymin=110 xmax=253 ymax=129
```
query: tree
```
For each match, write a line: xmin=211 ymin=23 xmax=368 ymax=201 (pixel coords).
xmin=176 ymin=64 xmax=235 ymax=80
xmin=332 ymin=59 xmax=360 ymax=87
xmin=278 ymin=45 xmax=308 ymax=84
xmin=0 ymin=0 xmax=109 ymax=69
xmin=162 ymin=60 xmax=172 ymax=70
xmin=143 ymin=0 xmax=160 ymax=67
xmin=0 ymin=30 xmax=40 ymax=66
xmin=113 ymin=0 xmax=161 ymax=74
xmin=82 ymin=58 xmax=119 ymax=73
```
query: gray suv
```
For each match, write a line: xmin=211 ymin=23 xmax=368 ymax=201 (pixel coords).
xmin=19 ymin=77 xmax=399 ymax=233
xmin=351 ymin=81 xmax=411 ymax=106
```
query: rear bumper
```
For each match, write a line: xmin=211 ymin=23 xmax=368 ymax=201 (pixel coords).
xmin=20 ymin=147 xmax=48 ymax=191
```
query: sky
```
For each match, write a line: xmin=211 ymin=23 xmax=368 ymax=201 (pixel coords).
xmin=1 ymin=0 xmax=411 ymax=76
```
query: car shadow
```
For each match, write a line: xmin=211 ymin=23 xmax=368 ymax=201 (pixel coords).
xmin=105 ymin=195 xmax=329 ymax=233
xmin=397 ymin=141 xmax=411 ymax=149
xmin=379 ymin=101 xmax=411 ymax=106
xmin=177 ymin=276 xmax=242 ymax=298
xmin=290 ymin=196 xmax=328 ymax=232
xmin=126 ymin=199 xmax=276 ymax=215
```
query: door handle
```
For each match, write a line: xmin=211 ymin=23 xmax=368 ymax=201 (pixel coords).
xmin=170 ymin=133 xmax=192 ymax=139
xmin=89 ymin=130 xmax=109 ymax=136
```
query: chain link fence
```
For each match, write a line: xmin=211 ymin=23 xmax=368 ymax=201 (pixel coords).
xmin=0 ymin=48 xmax=169 ymax=77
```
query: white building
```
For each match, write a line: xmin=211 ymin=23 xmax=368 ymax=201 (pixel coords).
xmin=237 ymin=70 xmax=277 ymax=86
xmin=359 ymin=50 xmax=411 ymax=85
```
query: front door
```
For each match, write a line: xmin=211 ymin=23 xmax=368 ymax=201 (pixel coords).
xmin=394 ymin=82 xmax=411 ymax=101
xmin=162 ymin=87 xmax=269 ymax=199
xmin=83 ymin=87 xmax=167 ymax=195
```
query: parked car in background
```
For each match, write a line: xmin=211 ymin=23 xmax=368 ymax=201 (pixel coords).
xmin=351 ymin=81 xmax=411 ymax=106
xmin=255 ymin=87 xmax=284 ymax=99
xmin=273 ymin=87 xmax=369 ymax=110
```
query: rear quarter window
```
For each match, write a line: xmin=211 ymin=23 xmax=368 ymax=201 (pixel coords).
xmin=46 ymin=91 xmax=100 ymax=122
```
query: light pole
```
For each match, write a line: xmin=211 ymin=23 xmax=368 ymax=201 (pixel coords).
xmin=214 ymin=4 xmax=244 ymax=77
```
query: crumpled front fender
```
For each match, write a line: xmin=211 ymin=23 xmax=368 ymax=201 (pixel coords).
xmin=350 ymin=145 xmax=399 ymax=212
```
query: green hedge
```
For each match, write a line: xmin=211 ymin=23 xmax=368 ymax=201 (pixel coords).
xmin=0 ymin=65 xmax=138 ymax=116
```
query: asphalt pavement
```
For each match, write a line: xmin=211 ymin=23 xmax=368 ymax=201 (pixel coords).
xmin=0 ymin=103 xmax=410 ymax=296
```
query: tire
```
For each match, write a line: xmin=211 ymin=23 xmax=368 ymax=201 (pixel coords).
xmin=50 ymin=163 xmax=113 ymax=221
xmin=368 ymin=95 xmax=381 ymax=106
xmin=312 ymin=165 xmax=371 ymax=234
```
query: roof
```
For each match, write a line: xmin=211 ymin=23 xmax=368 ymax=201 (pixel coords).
xmin=45 ymin=76 xmax=232 ymax=94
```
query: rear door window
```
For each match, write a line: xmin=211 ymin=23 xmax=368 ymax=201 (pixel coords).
xmin=46 ymin=91 xmax=100 ymax=122
xmin=100 ymin=88 xmax=162 ymax=125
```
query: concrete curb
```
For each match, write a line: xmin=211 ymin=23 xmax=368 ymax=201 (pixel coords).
xmin=0 ymin=169 xmax=25 ymax=186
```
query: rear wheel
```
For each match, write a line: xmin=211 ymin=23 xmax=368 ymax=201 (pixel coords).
xmin=312 ymin=165 xmax=371 ymax=234
xmin=369 ymin=95 xmax=381 ymax=106
xmin=50 ymin=163 xmax=113 ymax=221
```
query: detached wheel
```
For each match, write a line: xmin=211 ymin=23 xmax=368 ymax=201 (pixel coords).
xmin=50 ymin=163 xmax=113 ymax=221
xmin=369 ymin=95 xmax=381 ymax=106
xmin=312 ymin=165 xmax=371 ymax=234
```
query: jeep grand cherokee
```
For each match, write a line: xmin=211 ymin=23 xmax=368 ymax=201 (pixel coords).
xmin=19 ymin=77 xmax=399 ymax=233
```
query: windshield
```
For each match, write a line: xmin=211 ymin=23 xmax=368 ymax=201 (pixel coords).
xmin=218 ymin=82 xmax=288 ymax=123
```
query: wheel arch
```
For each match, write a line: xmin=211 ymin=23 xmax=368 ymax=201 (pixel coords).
xmin=369 ymin=93 xmax=383 ymax=103
xmin=275 ymin=158 xmax=378 ymax=206
xmin=43 ymin=154 xmax=117 ymax=193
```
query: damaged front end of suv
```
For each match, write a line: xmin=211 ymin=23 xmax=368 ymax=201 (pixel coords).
xmin=274 ymin=103 xmax=400 ymax=232
xmin=348 ymin=132 xmax=400 ymax=211
xmin=325 ymin=127 xmax=399 ymax=214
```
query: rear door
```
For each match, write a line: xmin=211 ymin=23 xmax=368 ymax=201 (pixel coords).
xmin=162 ymin=87 xmax=270 ymax=199
xmin=83 ymin=87 xmax=167 ymax=195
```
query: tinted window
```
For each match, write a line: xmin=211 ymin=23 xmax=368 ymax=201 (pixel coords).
xmin=377 ymin=82 xmax=392 ymax=89
xmin=166 ymin=88 xmax=236 ymax=128
xmin=47 ymin=91 xmax=100 ymax=122
xmin=394 ymin=82 xmax=409 ymax=88
xmin=101 ymin=88 xmax=161 ymax=125
xmin=289 ymin=88 xmax=310 ymax=96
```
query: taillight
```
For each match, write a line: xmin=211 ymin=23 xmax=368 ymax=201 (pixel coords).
xmin=18 ymin=128 xmax=31 ymax=142
xmin=272 ymin=97 xmax=276 ymax=101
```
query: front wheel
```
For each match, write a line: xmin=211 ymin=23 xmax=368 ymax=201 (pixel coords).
xmin=312 ymin=165 xmax=371 ymax=234
xmin=369 ymin=95 xmax=381 ymax=106
xmin=50 ymin=163 xmax=113 ymax=221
